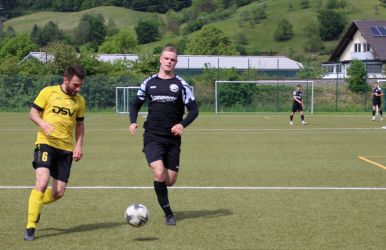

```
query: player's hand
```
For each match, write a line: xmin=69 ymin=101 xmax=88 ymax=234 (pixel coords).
xmin=73 ymin=148 xmax=82 ymax=162
xmin=40 ymin=121 xmax=55 ymax=136
xmin=129 ymin=123 xmax=138 ymax=135
xmin=171 ymin=124 xmax=184 ymax=136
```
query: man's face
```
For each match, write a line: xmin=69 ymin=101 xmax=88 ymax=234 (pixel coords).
xmin=160 ymin=51 xmax=178 ymax=73
xmin=63 ymin=75 xmax=83 ymax=96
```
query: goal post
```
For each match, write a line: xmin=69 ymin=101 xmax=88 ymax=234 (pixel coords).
xmin=215 ymin=80 xmax=314 ymax=114
xmin=115 ymin=86 xmax=194 ymax=114
xmin=115 ymin=86 xmax=142 ymax=114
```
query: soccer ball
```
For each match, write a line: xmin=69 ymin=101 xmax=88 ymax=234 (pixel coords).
xmin=124 ymin=203 xmax=149 ymax=227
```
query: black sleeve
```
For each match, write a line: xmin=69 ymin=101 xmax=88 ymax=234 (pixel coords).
xmin=129 ymin=97 xmax=145 ymax=124
xmin=180 ymin=100 xmax=199 ymax=128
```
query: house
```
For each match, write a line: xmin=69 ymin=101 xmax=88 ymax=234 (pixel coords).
xmin=323 ymin=20 xmax=386 ymax=79
xmin=21 ymin=52 xmax=303 ymax=77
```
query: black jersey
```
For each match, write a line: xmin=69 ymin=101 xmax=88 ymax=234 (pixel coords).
xmin=292 ymin=90 xmax=303 ymax=103
xmin=130 ymin=74 xmax=198 ymax=136
xmin=373 ymin=86 xmax=383 ymax=101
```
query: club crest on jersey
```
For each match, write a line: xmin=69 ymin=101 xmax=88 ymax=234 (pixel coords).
xmin=169 ymin=84 xmax=179 ymax=92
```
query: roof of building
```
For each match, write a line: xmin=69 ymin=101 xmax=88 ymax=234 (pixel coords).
xmin=21 ymin=52 xmax=303 ymax=70
xmin=329 ymin=20 xmax=386 ymax=61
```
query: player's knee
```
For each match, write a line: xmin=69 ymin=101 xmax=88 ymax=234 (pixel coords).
xmin=52 ymin=188 xmax=65 ymax=199
xmin=166 ymin=179 xmax=176 ymax=187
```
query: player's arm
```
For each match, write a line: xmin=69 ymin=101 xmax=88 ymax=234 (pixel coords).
xmin=29 ymin=105 xmax=54 ymax=136
xmin=129 ymin=97 xmax=145 ymax=135
xmin=293 ymin=95 xmax=302 ymax=104
xmin=171 ymin=100 xmax=199 ymax=136
xmin=73 ymin=121 xmax=84 ymax=161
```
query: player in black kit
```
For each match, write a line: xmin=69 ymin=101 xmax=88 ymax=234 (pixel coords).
xmin=290 ymin=84 xmax=307 ymax=126
xmin=129 ymin=46 xmax=199 ymax=225
xmin=371 ymin=82 xmax=384 ymax=121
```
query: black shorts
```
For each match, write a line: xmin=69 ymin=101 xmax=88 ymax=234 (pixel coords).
xmin=292 ymin=102 xmax=303 ymax=112
xmin=373 ymin=98 xmax=382 ymax=107
xmin=32 ymin=144 xmax=73 ymax=183
xmin=143 ymin=131 xmax=181 ymax=172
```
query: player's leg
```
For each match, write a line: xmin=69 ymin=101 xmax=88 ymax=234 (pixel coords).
xmin=44 ymin=149 xmax=72 ymax=204
xmin=44 ymin=179 xmax=67 ymax=204
xmin=372 ymin=100 xmax=377 ymax=120
xmin=300 ymin=110 xmax=306 ymax=125
xmin=25 ymin=167 xmax=50 ymax=240
xmin=290 ymin=105 xmax=295 ymax=125
xmin=150 ymin=160 xmax=175 ymax=224
xmin=25 ymin=144 xmax=53 ymax=240
xmin=379 ymin=104 xmax=383 ymax=120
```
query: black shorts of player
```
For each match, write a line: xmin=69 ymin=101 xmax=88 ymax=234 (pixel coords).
xmin=373 ymin=98 xmax=382 ymax=107
xmin=143 ymin=131 xmax=181 ymax=172
xmin=32 ymin=144 xmax=73 ymax=183
xmin=292 ymin=102 xmax=303 ymax=112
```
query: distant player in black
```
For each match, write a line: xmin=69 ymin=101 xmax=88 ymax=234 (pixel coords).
xmin=290 ymin=84 xmax=307 ymax=125
xmin=129 ymin=46 xmax=199 ymax=225
xmin=371 ymin=82 xmax=384 ymax=121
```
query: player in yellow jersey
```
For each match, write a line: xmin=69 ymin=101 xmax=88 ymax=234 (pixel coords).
xmin=24 ymin=65 xmax=86 ymax=241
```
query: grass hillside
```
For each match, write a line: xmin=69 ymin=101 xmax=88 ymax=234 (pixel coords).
xmin=3 ymin=6 xmax=149 ymax=33
xmin=3 ymin=0 xmax=386 ymax=62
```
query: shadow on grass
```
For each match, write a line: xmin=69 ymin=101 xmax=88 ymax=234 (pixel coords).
xmin=133 ymin=237 xmax=159 ymax=241
xmin=38 ymin=222 xmax=125 ymax=239
xmin=175 ymin=208 xmax=232 ymax=221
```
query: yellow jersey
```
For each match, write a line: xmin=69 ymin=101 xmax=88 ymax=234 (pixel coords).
xmin=32 ymin=85 xmax=86 ymax=151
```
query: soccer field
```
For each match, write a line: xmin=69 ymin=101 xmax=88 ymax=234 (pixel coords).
xmin=1 ymin=112 xmax=386 ymax=249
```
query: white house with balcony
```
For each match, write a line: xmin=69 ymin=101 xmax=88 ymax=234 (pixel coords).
xmin=322 ymin=20 xmax=386 ymax=79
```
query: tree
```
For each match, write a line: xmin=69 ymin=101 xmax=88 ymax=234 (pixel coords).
xmin=317 ymin=9 xmax=345 ymax=41
xmin=105 ymin=18 xmax=119 ymax=37
xmin=43 ymin=42 xmax=80 ymax=75
xmin=0 ymin=33 xmax=38 ymax=60
xmin=300 ymin=0 xmax=310 ymax=9
xmin=186 ymin=25 xmax=238 ymax=55
xmin=32 ymin=21 xmax=64 ymax=47
xmin=74 ymin=13 xmax=106 ymax=49
xmin=98 ymin=30 xmax=138 ymax=53
xmin=347 ymin=60 xmax=368 ymax=93
xmin=274 ymin=19 xmax=294 ymax=41
xmin=135 ymin=19 xmax=160 ymax=44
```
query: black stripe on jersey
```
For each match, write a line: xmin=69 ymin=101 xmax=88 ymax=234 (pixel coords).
xmin=31 ymin=103 xmax=44 ymax=111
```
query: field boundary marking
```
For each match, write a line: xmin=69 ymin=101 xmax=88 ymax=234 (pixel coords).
xmin=1 ymin=186 xmax=386 ymax=190
xmin=358 ymin=156 xmax=386 ymax=171
xmin=0 ymin=127 xmax=382 ymax=132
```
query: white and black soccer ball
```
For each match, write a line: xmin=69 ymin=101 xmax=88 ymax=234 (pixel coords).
xmin=124 ymin=203 xmax=149 ymax=227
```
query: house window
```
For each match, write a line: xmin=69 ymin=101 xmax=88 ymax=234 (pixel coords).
xmin=323 ymin=65 xmax=334 ymax=73
xmin=336 ymin=64 xmax=342 ymax=73
xmin=354 ymin=43 xmax=361 ymax=52
xmin=363 ymin=43 xmax=370 ymax=52
xmin=366 ymin=63 xmax=382 ymax=74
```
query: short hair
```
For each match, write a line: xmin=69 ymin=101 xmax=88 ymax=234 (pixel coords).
xmin=296 ymin=84 xmax=302 ymax=88
xmin=161 ymin=46 xmax=178 ymax=56
xmin=64 ymin=65 xmax=85 ymax=80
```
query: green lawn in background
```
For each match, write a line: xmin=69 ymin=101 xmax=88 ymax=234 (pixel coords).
xmin=1 ymin=112 xmax=385 ymax=249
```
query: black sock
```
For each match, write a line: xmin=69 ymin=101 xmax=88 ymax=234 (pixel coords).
xmin=373 ymin=110 xmax=376 ymax=116
xmin=290 ymin=115 xmax=293 ymax=121
xmin=301 ymin=115 xmax=304 ymax=121
xmin=380 ymin=110 xmax=383 ymax=116
xmin=154 ymin=181 xmax=173 ymax=216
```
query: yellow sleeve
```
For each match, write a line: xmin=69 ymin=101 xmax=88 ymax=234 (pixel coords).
xmin=33 ymin=87 xmax=51 ymax=110
xmin=77 ymin=96 xmax=86 ymax=121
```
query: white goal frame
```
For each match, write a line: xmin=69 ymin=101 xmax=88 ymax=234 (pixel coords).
xmin=115 ymin=86 xmax=139 ymax=114
xmin=215 ymin=80 xmax=314 ymax=114
xmin=115 ymin=86 xmax=194 ymax=114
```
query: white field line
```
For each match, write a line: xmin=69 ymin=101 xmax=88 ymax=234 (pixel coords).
xmin=1 ymin=186 xmax=386 ymax=191
xmin=0 ymin=127 xmax=383 ymax=132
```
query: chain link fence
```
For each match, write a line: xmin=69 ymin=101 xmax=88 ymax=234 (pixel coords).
xmin=0 ymin=75 xmax=384 ymax=113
